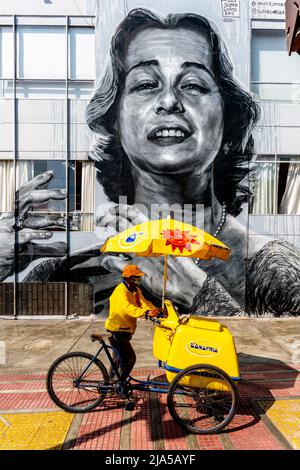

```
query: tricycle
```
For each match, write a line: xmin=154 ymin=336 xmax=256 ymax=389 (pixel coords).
xmin=46 ymin=299 xmax=240 ymax=434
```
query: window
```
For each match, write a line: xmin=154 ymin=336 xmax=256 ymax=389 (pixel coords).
xmin=251 ymin=30 xmax=300 ymax=102
xmin=69 ymin=161 xmax=95 ymax=231
xmin=0 ymin=160 xmax=95 ymax=231
xmin=0 ymin=18 xmax=96 ymax=231
xmin=0 ymin=27 xmax=13 ymax=78
xmin=69 ymin=27 xmax=95 ymax=80
xmin=250 ymin=155 xmax=300 ymax=214
xmin=17 ymin=26 xmax=66 ymax=79
xmin=0 ymin=26 xmax=13 ymax=100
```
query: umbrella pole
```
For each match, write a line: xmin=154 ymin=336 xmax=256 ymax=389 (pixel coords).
xmin=162 ymin=254 xmax=168 ymax=309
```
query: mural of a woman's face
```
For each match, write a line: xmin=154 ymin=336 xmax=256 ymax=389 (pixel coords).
xmin=117 ymin=27 xmax=224 ymax=176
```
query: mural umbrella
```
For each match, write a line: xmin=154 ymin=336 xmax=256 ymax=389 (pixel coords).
xmin=101 ymin=218 xmax=231 ymax=308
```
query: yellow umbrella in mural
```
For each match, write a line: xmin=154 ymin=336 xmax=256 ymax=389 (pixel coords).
xmin=101 ymin=218 xmax=230 ymax=308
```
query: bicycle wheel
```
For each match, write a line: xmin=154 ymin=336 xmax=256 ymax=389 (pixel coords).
xmin=47 ymin=352 xmax=109 ymax=413
xmin=167 ymin=364 xmax=238 ymax=434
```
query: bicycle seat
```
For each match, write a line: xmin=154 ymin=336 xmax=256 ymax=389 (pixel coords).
xmin=90 ymin=333 xmax=112 ymax=342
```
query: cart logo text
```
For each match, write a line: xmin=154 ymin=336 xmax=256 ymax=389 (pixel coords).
xmin=186 ymin=340 xmax=220 ymax=357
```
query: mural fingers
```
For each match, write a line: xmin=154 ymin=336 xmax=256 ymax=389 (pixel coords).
xmin=18 ymin=189 xmax=67 ymax=213
xmin=96 ymin=212 xmax=116 ymax=228
xmin=17 ymin=171 xmax=54 ymax=195
xmin=23 ymin=215 xmax=66 ymax=230
xmin=112 ymin=204 xmax=149 ymax=224
xmin=100 ymin=252 xmax=130 ymax=274
xmin=18 ymin=230 xmax=53 ymax=244
xmin=31 ymin=241 xmax=67 ymax=258
xmin=97 ymin=213 xmax=132 ymax=232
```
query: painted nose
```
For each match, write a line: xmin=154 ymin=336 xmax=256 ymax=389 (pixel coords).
xmin=154 ymin=87 xmax=184 ymax=115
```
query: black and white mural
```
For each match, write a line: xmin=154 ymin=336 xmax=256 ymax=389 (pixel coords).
xmin=0 ymin=0 xmax=299 ymax=317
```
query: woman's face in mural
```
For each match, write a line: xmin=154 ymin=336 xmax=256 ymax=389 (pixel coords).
xmin=117 ymin=27 xmax=224 ymax=176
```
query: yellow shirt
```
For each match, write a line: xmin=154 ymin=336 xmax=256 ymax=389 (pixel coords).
xmin=105 ymin=282 xmax=156 ymax=334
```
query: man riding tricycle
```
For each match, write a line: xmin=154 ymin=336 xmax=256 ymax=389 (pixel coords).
xmin=47 ymin=219 xmax=240 ymax=434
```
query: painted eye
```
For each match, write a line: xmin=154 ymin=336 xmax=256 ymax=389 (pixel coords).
xmin=134 ymin=82 xmax=158 ymax=92
xmin=181 ymin=83 xmax=209 ymax=93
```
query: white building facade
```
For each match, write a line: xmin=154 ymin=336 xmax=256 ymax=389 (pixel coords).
xmin=0 ymin=0 xmax=299 ymax=317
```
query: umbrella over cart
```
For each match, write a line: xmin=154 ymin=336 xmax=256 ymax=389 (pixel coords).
xmin=101 ymin=218 xmax=230 ymax=308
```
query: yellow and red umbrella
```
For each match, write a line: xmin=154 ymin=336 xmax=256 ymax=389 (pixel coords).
xmin=101 ymin=218 xmax=230 ymax=307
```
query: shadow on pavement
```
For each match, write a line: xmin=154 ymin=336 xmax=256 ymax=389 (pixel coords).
xmin=46 ymin=356 xmax=299 ymax=449
xmin=223 ymin=353 xmax=299 ymax=435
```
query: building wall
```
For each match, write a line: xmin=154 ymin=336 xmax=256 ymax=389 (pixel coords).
xmin=0 ymin=0 xmax=299 ymax=317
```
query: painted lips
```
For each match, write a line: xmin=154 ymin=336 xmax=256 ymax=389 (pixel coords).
xmin=147 ymin=126 xmax=192 ymax=146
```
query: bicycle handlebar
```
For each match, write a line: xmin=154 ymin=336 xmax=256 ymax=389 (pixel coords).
xmin=149 ymin=317 xmax=161 ymax=325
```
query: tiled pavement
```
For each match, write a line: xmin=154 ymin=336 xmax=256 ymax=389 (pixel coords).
xmin=0 ymin=364 xmax=299 ymax=451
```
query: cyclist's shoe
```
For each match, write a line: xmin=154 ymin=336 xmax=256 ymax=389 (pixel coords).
xmin=115 ymin=384 xmax=128 ymax=398
xmin=125 ymin=399 xmax=135 ymax=411
xmin=114 ymin=382 xmax=131 ymax=399
xmin=112 ymin=380 xmax=128 ymax=398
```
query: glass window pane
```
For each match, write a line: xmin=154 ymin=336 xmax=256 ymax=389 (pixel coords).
xmin=278 ymin=163 xmax=300 ymax=214
xmin=68 ymin=27 xmax=95 ymax=79
xmin=250 ymin=162 xmax=277 ymax=214
xmin=278 ymin=155 xmax=300 ymax=162
xmin=251 ymin=30 xmax=300 ymax=101
xmin=68 ymin=161 xmax=95 ymax=232
xmin=0 ymin=160 xmax=14 ymax=213
xmin=0 ymin=27 xmax=13 ymax=78
xmin=17 ymin=26 xmax=66 ymax=79
xmin=252 ymin=30 xmax=300 ymax=83
xmin=31 ymin=160 xmax=66 ymax=212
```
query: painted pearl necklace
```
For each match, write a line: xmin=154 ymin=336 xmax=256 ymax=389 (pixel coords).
xmin=194 ymin=202 xmax=227 ymax=267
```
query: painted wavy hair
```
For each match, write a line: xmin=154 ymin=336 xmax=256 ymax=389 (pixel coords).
xmin=86 ymin=7 xmax=260 ymax=216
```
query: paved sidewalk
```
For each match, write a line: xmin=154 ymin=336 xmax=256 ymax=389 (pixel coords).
xmin=0 ymin=363 xmax=299 ymax=450
xmin=0 ymin=317 xmax=299 ymax=450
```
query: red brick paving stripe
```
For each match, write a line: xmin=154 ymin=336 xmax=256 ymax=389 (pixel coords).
xmin=158 ymin=392 xmax=224 ymax=450
xmin=158 ymin=393 xmax=190 ymax=450
xmin=0 ymin=367 xmax=299 ymax=452
xmin=0 ymin=365 xmax=298 ymax=383
xmin=0 ymin=391 xmax=54 ymax=409
xmin=195 ymin=433 xmax=224 ymax=450
xmin=130 ymin=395 xmax=154 ymax=450
xmin=0 ymin=381 xmax=46 ymax=391
xmin=0 ymin=374 xmax=47 ymax=381
xmin=226 ymin=398 xmax=284 ymax=450
xmin=73 ymin=399 xmax=123 ymax=450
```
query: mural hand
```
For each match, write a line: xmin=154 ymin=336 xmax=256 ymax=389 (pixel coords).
xmin=97 ymin=204 xmax=148 ymax=232
xmin=100 ymin=252 xmax=133 ymax=275
xmin=16 ymin=171 xmax=67 ymax=229
xmin=134 ymin=256 xmax=207 ymax=309
xmin=99 ymin=249 xmax=207 ymax=310
xmin=0 ymin=172 xmax=67 ymax=281
xmin=0 ymin=215 xmax=16 ymax=280
xmin=22 ymin=215 xmax=66 ymax=230
xmin=97 ymin=206 xmax=208 ymax=308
